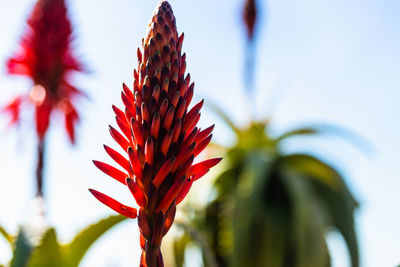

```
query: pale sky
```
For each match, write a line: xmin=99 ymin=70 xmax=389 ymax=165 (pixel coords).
xmin=0 ymin=0 xmax=399 ymax=266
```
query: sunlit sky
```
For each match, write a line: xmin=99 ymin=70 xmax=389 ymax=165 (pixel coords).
xmin=0 ymin=0 xmax=399 ymax=266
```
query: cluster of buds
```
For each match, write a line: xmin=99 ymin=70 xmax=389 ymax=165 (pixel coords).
xmin=4 ymin=0 xmax=84 ymax=143
xmin=89 ymin=1 xmax=221 ymax=266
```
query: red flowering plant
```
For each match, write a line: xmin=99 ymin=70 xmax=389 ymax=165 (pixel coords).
xmin=89 ymin=1 xmax=221 ymax=266
xmin=3 ymin=0 xmax=85 ymax=197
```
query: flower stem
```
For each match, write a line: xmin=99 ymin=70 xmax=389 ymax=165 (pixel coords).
xmin=35 ymin=138 xmax=45 ymax=198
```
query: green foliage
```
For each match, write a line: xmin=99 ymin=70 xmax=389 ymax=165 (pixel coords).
xmin=10 ymin=230 xmax=32 ymax=267
xmin=4 ymin=214 xmax=127 ymax=267
xmin=173 ymin=113 xmax=359 ymax=267
xmin=0 ymin=225 xmax=13 ymax=245
xmin=61 ymin=214 xmax=127 ymax=267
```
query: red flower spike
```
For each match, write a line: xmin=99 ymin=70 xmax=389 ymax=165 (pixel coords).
xmin=93 ymin=160 xmax=128 ymax=185
xmin=90 ymin=2 xmax=221 ymax=266
xmin=89 ymin=189 xmax=137 ymax=219
xmin=4 ymin=0 xmax=85 ymax=143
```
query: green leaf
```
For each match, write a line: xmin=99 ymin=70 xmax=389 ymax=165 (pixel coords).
xmin=10 ymin=229 xmax=32 ymax=267
xmin=28 ymin=228 xmax=63 ymax=267
xmin=173 ymin=233 xmax=191 ymax=267
xmin=0 ymin=225 xmax=13 ymax=245
xmin=281 ymin=154 xmax=359 ymax=267
xmin=62 ymin=214 xmax=127 ymax=267
xmin=274 ymin=124 xmax=374 ymax=155
xmin=273 ymin=127 xmax=321 ymax=144
xmin=207 ymin=101 xmax=239 ymax=134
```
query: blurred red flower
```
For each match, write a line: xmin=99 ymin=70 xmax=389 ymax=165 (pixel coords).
xmin=3 ymin=0 xmax=84 ymax=143
xmin=89 ymin=1 xmax=221 ymax=266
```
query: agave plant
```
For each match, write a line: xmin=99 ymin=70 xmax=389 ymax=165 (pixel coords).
xmin=173 ymin=109 xmax=359 ymax=267
xmin=0 ymin=215 xmax=127 ymax=267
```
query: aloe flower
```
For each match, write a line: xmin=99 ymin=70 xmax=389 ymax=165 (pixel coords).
xmin=4 ymin=0 xmax=84 ymax=143
xmin=89 ymin=1 xmax=221 ymax=266
xmin=2 ymin=0 xmax=84 ymax=198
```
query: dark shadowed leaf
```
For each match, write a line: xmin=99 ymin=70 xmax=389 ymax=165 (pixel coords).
xmin=10 ymin=229 xmax=32 ymax=267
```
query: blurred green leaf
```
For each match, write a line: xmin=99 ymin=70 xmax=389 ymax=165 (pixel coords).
xmin=173 ymin=233 xmax=191 ymax=267
xmin=10 ymin=229 xmax=32 ymax=267
xmin=28 ymin=228 xmax=63 ymax=267
xmin=207 ymin=101 xmax=239 ymax=134
xmin=174 ymin=113 xmax=360 ymax=267
xmin=62 ymin=214 xmax=127 ymax=267
xmin=0 ymin=225 xmax=13 ymax=245
xmin=273 ymin=127 xmax=321 ymax=144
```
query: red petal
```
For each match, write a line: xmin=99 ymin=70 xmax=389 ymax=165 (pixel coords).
xmin=144 ymin=137 xmax=154 ymax=166
xmin=156 ymin=176 xmax=186 ymax=213
xmin=174 ymin=155 xmax=194 ymax=181
xmin=109 ymin=125 xmax=130 ymax=152
xmin=193 ymin=169 xmax=210 ymax=181
xmin=159 ymin=98 xmax=169 ymax=118
xmin=179 ymin=127 xmax=197 ymax=153
xmin=186 ymin=99 xmax=204 ymax=119
xmin=35 ymin=104 xmax=51 ymax=140
xmin=112 ymin=105 xmax=127 ymax=123
xmin=93 ymin=160 xmax=127 ymax=185
xmin=193 ymin=134 xmax=212 ymax=157
xmin=175 ymin=99 xmax=186 ymax=120
xmin=172 ymin=143 xmax=195 ymax=173
xmin=194 ymin=125 xmax=214 ymax=144
xmin=103 ymin=145 xmax=130 ymax=172
xmin=188 ymin=158 xmax=222 ymax=177
xmin=151 ymin=112 xmax=161 ymax=139
xmin=182 ymin=109 xmax=200 ymax=135
xmin=116 ymin=116 xmax=131 ymax=141
xmin=160 ymin=130 xmax=173 ymax=156
xmin=153 ymin=158 xmax=174 ymax=188
xmin=121 ymin=91 xmax=135 ymax=118
xmin=89 ymin=189 xmax=137 ymax=219
xmin=141 ymin=102 xmax=150 ymax=123
xmin=126 ymin=177 xmax=147 ymax=207
xmin=131 ymin=119 xmax=144 ymax=147
xmin=122 ymin=83 xmax=135 ymax=103
xmin=163 ymin=106 xmax=174 ymax=130
xmin=185 ymin=83 xmax=194 ymax=107
xmin=176 ymin=179 xmax=193 ymax=204
xmin=128 ymin=147 xmax=143 ymax=179
xmin=64 ymin=104 xmax=79 ymax=144
xmin=172 ymin=119 xmax=182 ymax=143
